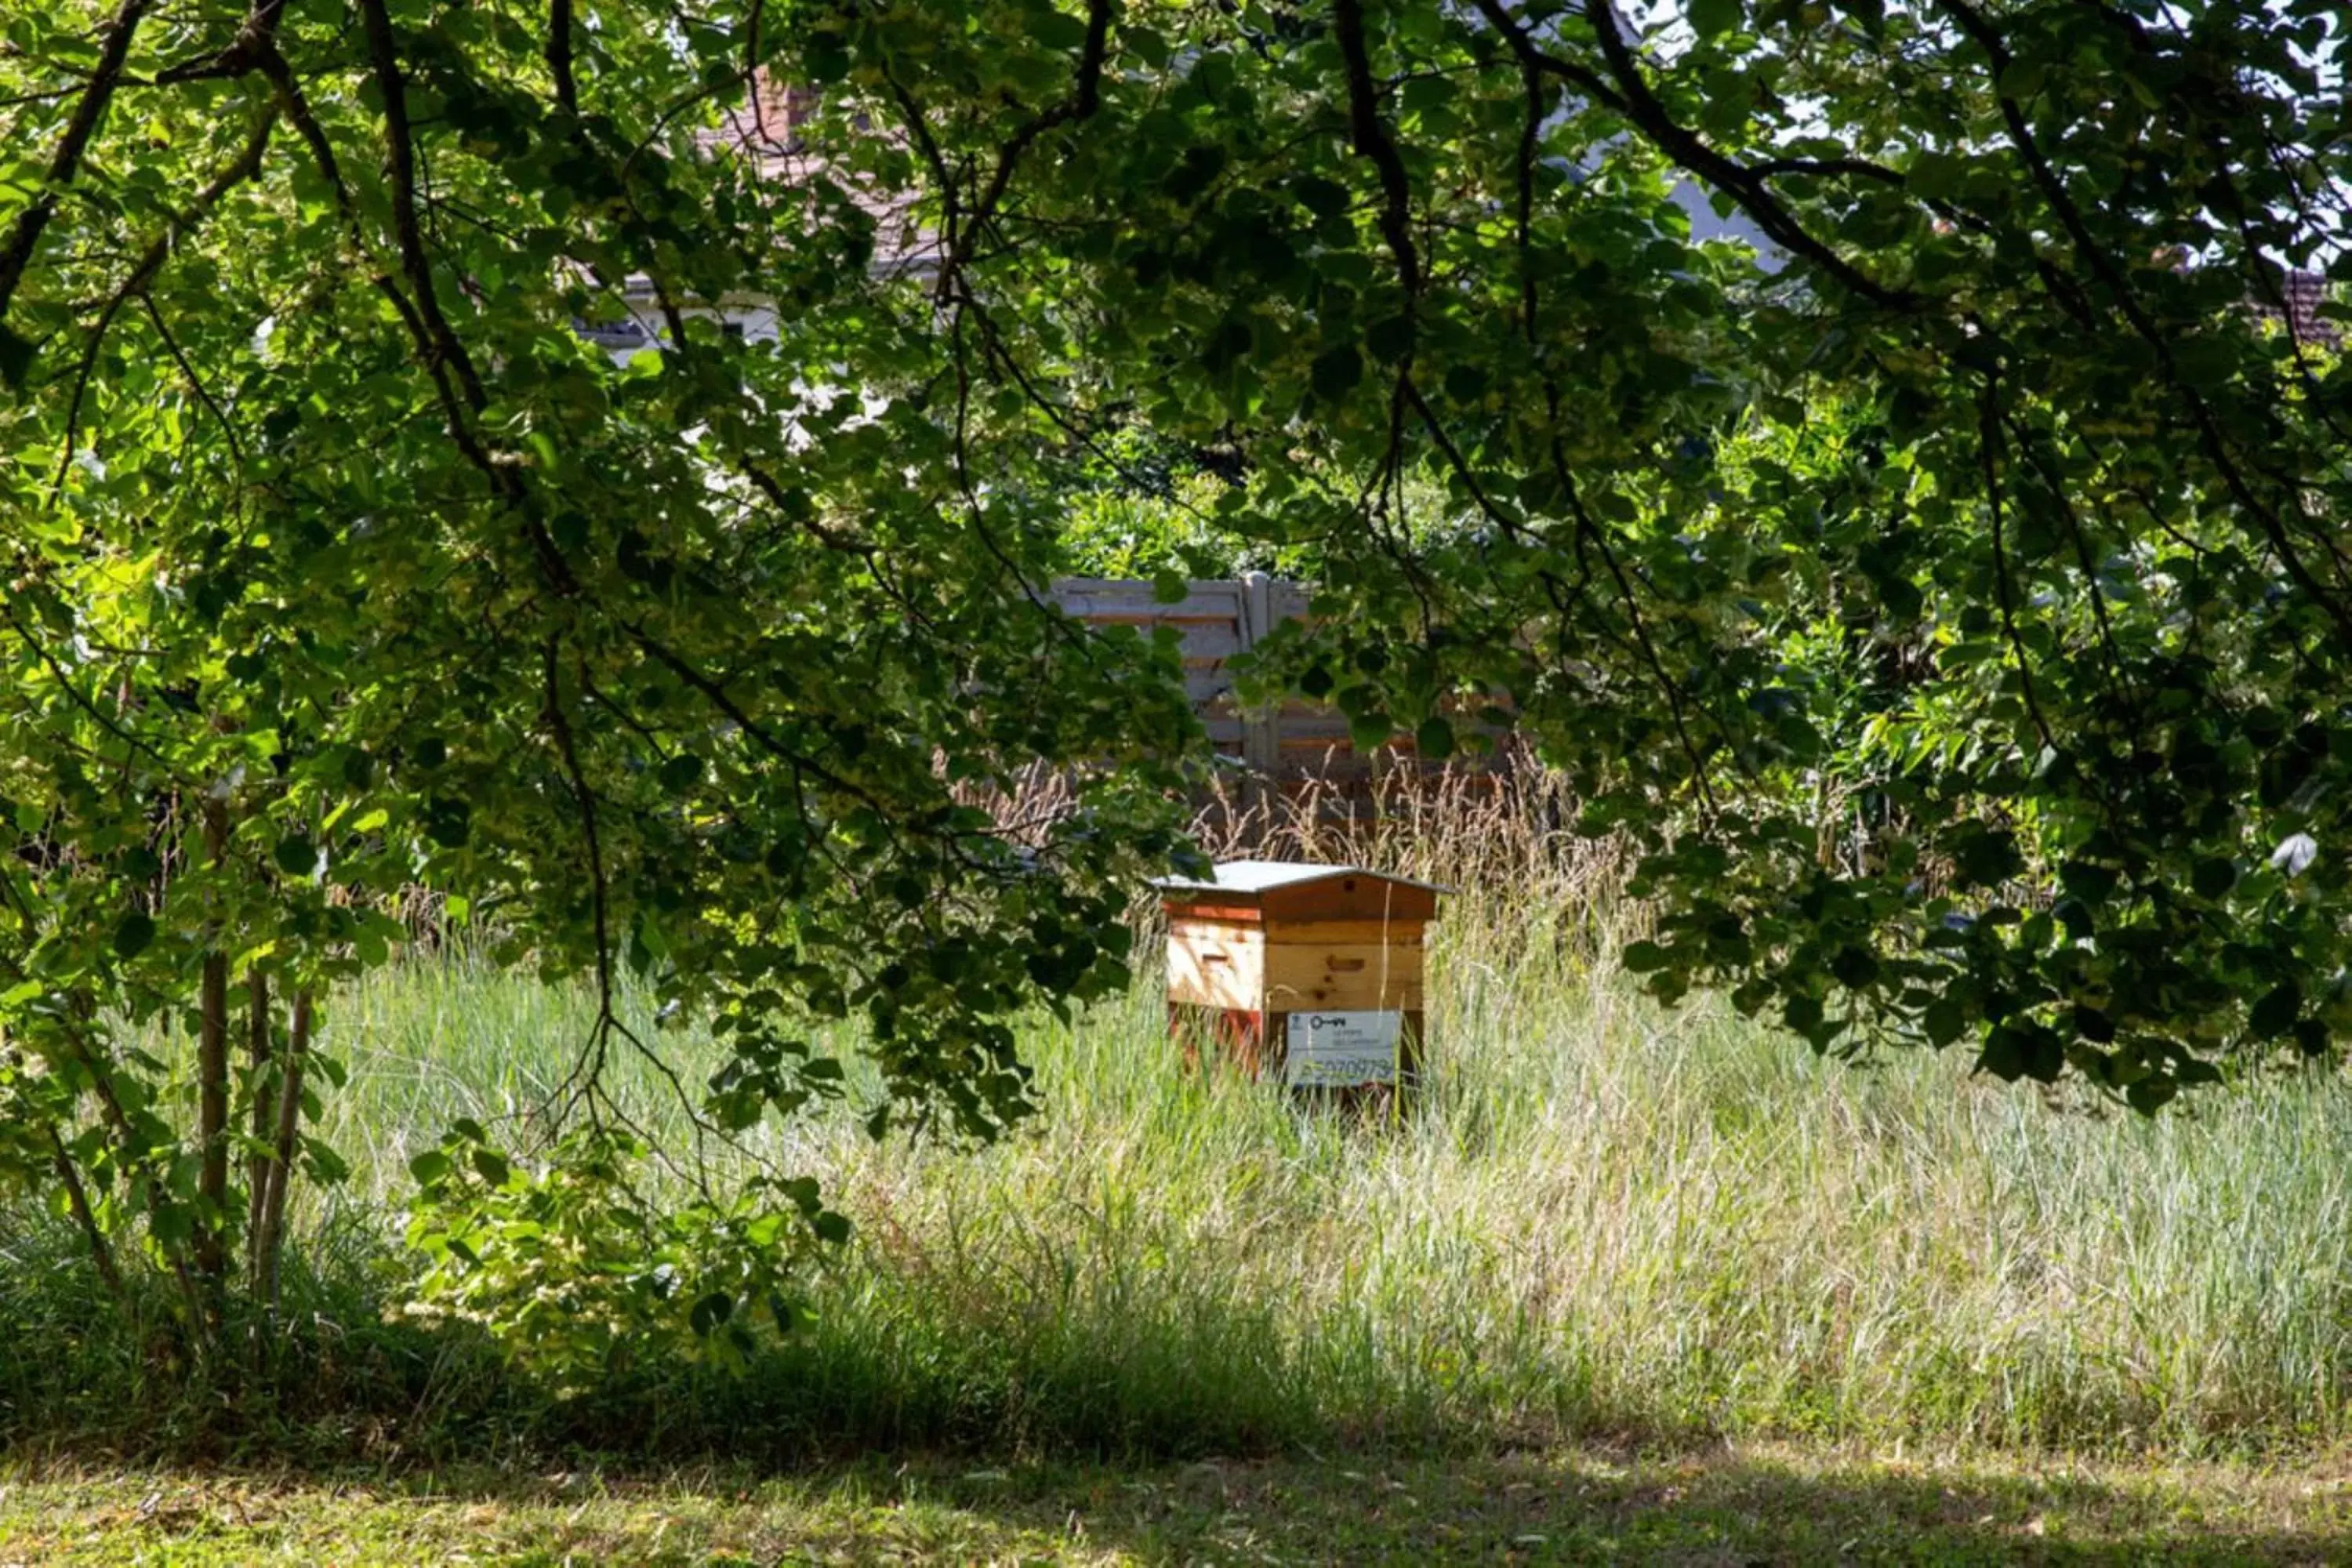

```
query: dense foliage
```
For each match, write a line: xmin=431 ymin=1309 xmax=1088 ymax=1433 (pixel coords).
xmin=898 ymin=0 xmax=2351 ymax=1109
xmin=0 ymin=0 xmax=1203 ymax=1354
xmin=2 ymin=0 xmax=2348 ymax=1359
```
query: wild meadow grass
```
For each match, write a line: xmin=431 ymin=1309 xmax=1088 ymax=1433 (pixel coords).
xmin=8 ymin=770 xmax=2352 ymax=1464
xmin=303 ymin=914 xmax=2352 ymax=1457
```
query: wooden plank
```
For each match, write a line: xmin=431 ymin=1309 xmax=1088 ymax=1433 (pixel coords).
xmin=1261 ymin=942 xmax=1424 ymax=1011
xmin=1276 ymin=717 xmax=1359 ymax=741
xmin=1051 ymin=576 xmax=1529 ymax=792
xmin=1056 ymin=579 xmax=1245 ymax=621
xmin=1167 ymin=923 xmax=1265 ymax=1011
xmin=1055 ymin=574 xmax=1240 ymax=601
xmin=1263 ymin=943 xmax=1425 ymax=985
xmin=1238 ymin=573 xmax=1281 ymax=782
xmin=1163 ymin=899 xmax=1267 ymax=924
xmin=1261 ymin=879 xmax=1441 ymax=924
xmin=1080 ymin=621 xmax=1242 ymax=636
xmin=1184 ymin=916 xmax=1425 ymax=946
xmin=1176 ymin=624 xmax=1244 ymax=662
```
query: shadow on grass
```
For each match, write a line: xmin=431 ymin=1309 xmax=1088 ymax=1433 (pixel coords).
xmin=5 ymin=1446 xmax=2350 ymax=1565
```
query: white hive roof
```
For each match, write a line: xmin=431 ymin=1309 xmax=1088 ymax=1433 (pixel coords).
xmin=1149 ymin=859 xmax=1451 ymax=896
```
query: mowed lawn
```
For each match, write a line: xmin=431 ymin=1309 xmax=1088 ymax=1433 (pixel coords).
xmin=7 ymin=1446 xmax=2352 ymax=1566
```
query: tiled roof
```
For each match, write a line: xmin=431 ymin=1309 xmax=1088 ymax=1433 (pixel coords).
xmin=579 ymin=89 xmax=935 ymax=332
xmin=681 ymin=81 xmax=938 ymax=287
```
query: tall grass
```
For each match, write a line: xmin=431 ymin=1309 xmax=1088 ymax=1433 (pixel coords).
xmin=8 ymin=764 xmax=2352 ymax=1461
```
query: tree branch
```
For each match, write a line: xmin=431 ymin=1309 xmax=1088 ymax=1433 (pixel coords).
xmin=48 ymin=1127 xmax=125 ymax=1302
xmin=1333 ymin=0 xmax=1422 ymax=299
xmin=354 ymin=0 xmax=579 ymax=595
xmin=0 ymin=0 xmax=154 ymax=323
xmin=1580 ymin=2 xmax=1919 ymax=311
xmin=1932 ymin=0 xmax=2352 ymax=645
xmin=1978 ymin=374 xmax=2057 ymax=752
xmin=49 ymin=106 xmax=274 ymax=497
xmin=940 ymin=0 xmax=1118 ymax=290
xmin=548 ymin=0 xmax=578 ymax=114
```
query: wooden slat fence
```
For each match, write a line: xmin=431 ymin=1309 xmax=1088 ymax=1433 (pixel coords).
xmin=1052 ymin=573 xmax=1412 ymax=782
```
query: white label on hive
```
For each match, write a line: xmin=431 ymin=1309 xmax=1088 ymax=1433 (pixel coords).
xmin=1284 ymin=1010 xmax=1402 ymax=1087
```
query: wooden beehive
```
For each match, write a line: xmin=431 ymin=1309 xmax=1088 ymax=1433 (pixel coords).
xmin=1152 ymin=860 xmax=1447 ymax=1094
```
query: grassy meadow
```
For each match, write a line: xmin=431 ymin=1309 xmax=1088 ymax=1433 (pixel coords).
xmin=255 ymin=908 xmax=2352 ymax=1461
xmin=14 ymin=779 xmax=2352 ymax=1461
xmin=10 ymin=781 xmax=2352 ymax=1558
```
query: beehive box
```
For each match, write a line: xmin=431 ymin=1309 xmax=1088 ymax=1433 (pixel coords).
xmin=1151 ymin=861 xmax=1447 ymax=1092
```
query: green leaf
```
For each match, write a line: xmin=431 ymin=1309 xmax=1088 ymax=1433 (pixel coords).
xmin=1621 ymin=939 xmax=1670 ymax=973
xmin=1980 ymin=1020 xmax=2063 ymax=1083
xmin=804 ymin=27 xmax=850 ymax=82
xmin=0 ymin=322 xmax=35 ymax=390
xmin=2058 ymin=859 xmax=2118 ymax=902
xmin=112 ymin=913 xmax=156 ymax=960
xmin=1947 ymin=826 xmax=2023 ymax=888
xmin=2249 ymin=981 xmax=2300 ymax=1040
xmin=1312 ymin=344 xmax=1364 ymax=401
xmin=689 ymin=1290 xmax=734 ymax=1337
xmin=2190 ymin=857 xmax=2237 ymax=899
xmin=1366 ymin=314 xmax=1414 ymax=363
xmin=425 ymin=797 xmax=471 ymax=849
xmin=2072 ymin=1004 xmax=2115 ymax=1044
xmin=1829 ymin=946 xmax=1878 ymax=988
xmin=1977 ymin=1025 xmax=2026 ymax=1081
xmin=274 ymin=835 xmax=318 ymax=877
xmin=1200 ymin=318 xmax=1253 ymax=374
xmin=1688 ymin=0 xmax=1743 ymax=39
xmin=1125 ymin=26 xmax=1171 ymax=68
xmin=1294 ymin=175 xmax=1348 ymax=218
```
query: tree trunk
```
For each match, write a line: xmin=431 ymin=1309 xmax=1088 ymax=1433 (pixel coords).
xmin=244 ymin=969 xmax=272 ymax=1294
xmin=47 ymin=1127 xmax=124 ymax=1302
xmin=65 ymin=994 xmax=203 ymax=1318
xmin=254 ymin=988 xmax=312 ymax=1311
xmin=193 ymin=798 xmax=230 ymax=1290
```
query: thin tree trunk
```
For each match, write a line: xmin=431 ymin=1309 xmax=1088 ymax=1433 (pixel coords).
xmin=47 ymin=1127 xmax=124 ymax=1302
xmin=64 ymin=999 xmax=203 ymax=1317
xmin=244 ymin=969 xmax=272 ymax=1293
xmin=254 ymin=988 xmax=311 ymax=1310
xmin=194 ymin=799 xmax=230 ymax=1290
